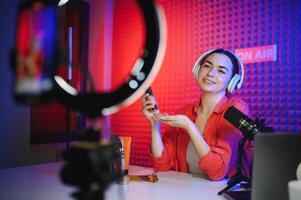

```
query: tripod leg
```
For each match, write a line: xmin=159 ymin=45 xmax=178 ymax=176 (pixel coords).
xmin=218 ymin=177 xmax=242 ymax=195
xmin=218 ymin=175 xmax=251 ymax=195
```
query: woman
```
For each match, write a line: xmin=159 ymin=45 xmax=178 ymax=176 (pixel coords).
xmin=141 ymin=49 xmax=253 ymax=181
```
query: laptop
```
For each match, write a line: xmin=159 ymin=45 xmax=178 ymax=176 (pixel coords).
xmin=223 ymin=133 xmax=301 ymax=200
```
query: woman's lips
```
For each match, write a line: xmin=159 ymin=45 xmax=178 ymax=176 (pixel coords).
xmin=203 ymin=78 xmax=216 ymax=84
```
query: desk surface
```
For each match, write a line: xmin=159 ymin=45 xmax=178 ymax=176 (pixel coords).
xmin=0 ymin=162 xmax=227 ymax=200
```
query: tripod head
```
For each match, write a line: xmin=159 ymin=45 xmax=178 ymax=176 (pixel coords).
xmin=60 ymin=136 xmax=122 ymax=200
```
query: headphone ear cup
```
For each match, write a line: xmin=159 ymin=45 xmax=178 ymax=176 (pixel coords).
xmin=227 ymin=74 xmax=241 ymax=93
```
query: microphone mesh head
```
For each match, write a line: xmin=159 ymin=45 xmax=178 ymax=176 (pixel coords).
xmin=224 ymin=106 xmax=247 ymax=128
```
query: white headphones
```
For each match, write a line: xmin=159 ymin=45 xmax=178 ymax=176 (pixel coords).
xmin=192 ymin=49 xmax=244 ymax=93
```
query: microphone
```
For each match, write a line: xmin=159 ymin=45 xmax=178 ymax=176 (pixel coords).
xmin=224 ymin=106 xmax=260 ymax=140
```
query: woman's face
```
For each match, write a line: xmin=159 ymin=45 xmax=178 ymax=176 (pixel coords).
xmin=197 ymin=53 xmax=233 ymax=94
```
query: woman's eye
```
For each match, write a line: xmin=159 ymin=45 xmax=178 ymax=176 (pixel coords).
xmin=219 ymin=70 xmax=226 ymax=74
xmin=203 ymin=65 xmax=210 ymax=68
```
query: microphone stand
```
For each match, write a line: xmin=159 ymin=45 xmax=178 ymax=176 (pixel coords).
xmin=218 ymin=137 xmax=251 ymax=195
xmin=219 ymin=107 xmax=264 ymax=195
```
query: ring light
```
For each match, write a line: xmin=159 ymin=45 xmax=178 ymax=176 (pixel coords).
xmin=54 ymin=0 xmax=166 ymax=117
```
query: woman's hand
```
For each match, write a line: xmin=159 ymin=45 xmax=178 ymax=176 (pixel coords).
xmin=142 ymin=93 xmax=160 ymax=123
xmin=156 ymin=113 xmax=210 ymax=159
xmin=154 ymin=113 xmax=193 ymax=130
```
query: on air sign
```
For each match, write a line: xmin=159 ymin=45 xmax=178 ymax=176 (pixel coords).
xmin=235 ymin=45 xmax=277 ymax=64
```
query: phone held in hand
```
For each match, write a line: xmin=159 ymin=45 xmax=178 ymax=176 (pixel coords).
xmin=145 ymin=87 xmax=159 ymax=110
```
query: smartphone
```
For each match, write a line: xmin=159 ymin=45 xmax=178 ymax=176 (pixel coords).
xmin=13 ymin=1 xmax=60 ymax=102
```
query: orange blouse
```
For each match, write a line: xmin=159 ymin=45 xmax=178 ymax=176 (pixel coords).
xmin=152 ymin=96 xmax=253 ymax=181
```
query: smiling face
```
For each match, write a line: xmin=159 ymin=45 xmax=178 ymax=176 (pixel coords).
xmin=197 ymin=53 xmax=234 ymax=95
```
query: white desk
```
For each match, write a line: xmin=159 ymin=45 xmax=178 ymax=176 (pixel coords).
xmin=0 ymin=162 xmax=227 ymax=200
